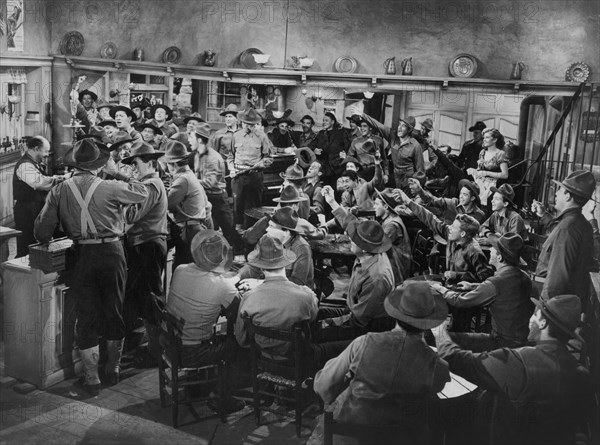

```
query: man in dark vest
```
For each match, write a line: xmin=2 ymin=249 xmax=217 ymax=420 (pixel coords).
xmin=13 ymin=136 xmax=65 ymax=257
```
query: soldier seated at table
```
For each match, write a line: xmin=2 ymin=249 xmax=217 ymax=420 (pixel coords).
xmin=166 ymin=230 xmax=245 ymax=414
xmin=314 ymin=282 xmax=450 ymax=445
xmin=479 ymin=184 xmax=527 ymax=241
xmin=314 ymin=213 xmax=396 ymax=343
xmin=242 ymin=185 xmax=325 ymax=248
xmin=279 ymin=164 xmax=311 ymax=219
xmin=237 ymin=207 xmax=314 ymax=289
xmin=393 ymin=188 xmax=493 ymax=285
xmin=430 ymin=233 xmax=533 ymax=352
xmin=235 ymin=235 xmax=347 ymax=374
xmin=432 ymin=294 xmax=593 ymax=445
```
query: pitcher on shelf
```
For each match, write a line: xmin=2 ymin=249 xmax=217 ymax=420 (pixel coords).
xmin=401 ymin=57 xmax=413 ymax=76
xmin=383 ymin=57 xmax=396 ymax=75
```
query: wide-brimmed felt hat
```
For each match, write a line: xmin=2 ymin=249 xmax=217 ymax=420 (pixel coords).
xmin=420 ymin=118 xmax=434 ymax=131
xmin=469 ymin=121 xmax=487 ymax=132
xmin=108 ymin=131 xmax=135 ymax=152
xmin=151 ymin=104 xmax=173 ymax=121
xmin=162 ymin=140 xmax=190 ymax=162
xmin=272 ymin=185 xmax=308 ymax=203
xmin=121 ymin=141 xmax=165 ymax=165
xmin=96 ymin=99 xmax=114 ymax=111
xmin=109 ymin=105 xmax=137 ymax=122
xmin=98 ymin=119 xmax=117 ymax=128
xmin=341 ymin=155 xmax=362 ymax=170
xmin=275 ymin=116 xmax=295 ymax=127
xmin=280 ymin=164 xmax=306 ymax=180
xmin=458 ymin=179 xmax=481 ymax=203
xmin=551 ymin=170 xmax=597 ymax=203
xmin=412 ymin=171 xmax=427 ymax=187
xmin=238 ymin=108 xmax=262 ymax=125
xmin=531 ymin=295 xmax=582 ymax=340
xmin=247 ymin=235 xmax=297 ymax=269
xmin=294 ymin=147 xmax=316 ymax=168
xmin=183 ymin=112 xmax=206 ymax=124
xmin=194 ymin=122 xmax=211 ymax=140
xmin=63 ymin=138 xmax=110 ymax=170
xmin=346 ymin=219 xmax=391 ymax=254
xmin=130 ymin=97 xmax=151 ymax=110
xmin=490 ymin=183 xmax=516 ymax=207
xmin=138 ymin=123 xmax=163 ymax=135
xmin=77 ymin=126 xmax=111 ymax=145
xmin=346 ymin=114 xmax=365 ymax=126
xmin=490 ymin=232 xmax=527 ymax=266
xmin=374 ymin=188 xmax=401 ymax=217
xmin=271 ymin=207 xmax=300 ymax=232
xmin=399 ymin=116 xmax=416 ymax=130
xmin=78 ymin=89 xmax=98 ymax=102
xmin=385 ymin=282 xmax=448 ymax=330
xmin=191 ymin=230 xmax=233 ymax=273
xmin=219 ymin=104 xmax=239 ymax=117
xmin=361 ymin=140 xmax=377 ymax=153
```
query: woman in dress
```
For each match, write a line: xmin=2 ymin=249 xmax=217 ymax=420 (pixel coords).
xmin=467 ymin=128 xmax=509 ymax=205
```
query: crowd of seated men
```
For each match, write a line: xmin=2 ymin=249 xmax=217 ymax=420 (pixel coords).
xmin=26 ymin=84 xmax=599 ymax=444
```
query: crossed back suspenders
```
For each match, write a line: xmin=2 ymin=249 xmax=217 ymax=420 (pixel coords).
xmin=65 ymin=177 xmax=102 ymax=240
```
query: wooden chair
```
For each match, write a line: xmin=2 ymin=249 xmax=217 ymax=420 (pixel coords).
xmin=323 ymin=408 xmax=439 ymax=445
xmin=242 ymin=315 xmax=315 ymax=437
xmin=151 ymin=294 xmax=227 ymax=427
xmin=409 ymin=229 xmax=435 ymax=276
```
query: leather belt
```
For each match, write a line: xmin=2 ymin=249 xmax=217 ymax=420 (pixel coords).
xmin=75 ymin=236 xmax=120 ymax=245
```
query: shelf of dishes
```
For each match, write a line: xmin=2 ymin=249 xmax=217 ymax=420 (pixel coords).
xmin=54 ymin=55 xmax=584 ymax=96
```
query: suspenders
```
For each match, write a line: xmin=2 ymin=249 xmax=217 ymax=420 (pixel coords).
xmin=65 ymin=177 xmax=103 ymax=240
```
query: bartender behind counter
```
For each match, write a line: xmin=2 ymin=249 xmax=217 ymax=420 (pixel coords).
xmin=13 ymin=136 xmax=66 ymax=258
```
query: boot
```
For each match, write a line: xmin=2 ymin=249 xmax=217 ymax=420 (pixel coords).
xmin=143 ymin=320 xmax=162 ymax=360
xmin=105 ymin=339 xmax=124 ymax=387
xmin=80 ymin=346 xmax=101 ymax=396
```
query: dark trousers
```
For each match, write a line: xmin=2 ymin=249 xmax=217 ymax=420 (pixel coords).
xmin=71 ymin=242 xmax=127 ymax=349
xmin=124 ymin=239 xmax=167 ymax=329
xmin=232 ymin=171 xmax=263 ymax=228
xmin=14 ymin=201 xmax=45 ymax=258
xmin=207 ymin=191 xmax=244 ymax=252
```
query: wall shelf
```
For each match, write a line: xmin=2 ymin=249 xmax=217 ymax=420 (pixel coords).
xmin=53 ymin=55 xmax=584 ymax=96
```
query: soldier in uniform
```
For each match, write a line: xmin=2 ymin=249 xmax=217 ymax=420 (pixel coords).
xmin=34 ymin=138 xmax=148 ymax=396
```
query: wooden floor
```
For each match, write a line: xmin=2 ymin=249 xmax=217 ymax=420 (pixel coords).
xmin=0 ymin=359 xmax=327 ymax=445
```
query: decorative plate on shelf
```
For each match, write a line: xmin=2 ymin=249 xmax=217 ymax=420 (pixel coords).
xmin=239 ymin=48 xmax=264 ymax=69
xmin=162 ymin=46 xmax=182 ymax=64
xmin=565 ymin=62 xmax=591 ymax=83
xmin=100 ymin=42 xmax=118 ymax=59
xmin=449 ymin=54 xmax=478 ymax=78
xmin=59 ymin=31 xmax=85 ymax=56
xmin=334 ymin=56 xmax=358 ymax=74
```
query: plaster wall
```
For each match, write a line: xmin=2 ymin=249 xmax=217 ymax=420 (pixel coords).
xmin=42 ymin=0 xmax=599 ymax=82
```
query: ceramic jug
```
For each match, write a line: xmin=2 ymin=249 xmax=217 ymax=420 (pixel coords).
xmin=510 ymin=61 xmax=525 ymax=80
xmin=204 ymin=50 xmax=216 ymax=67
xmin=401 ymin=57 xmax=413 ymax=75
xmin=383 ymin=57 xmax=396 ymax=75
xmin=133 ymin=48 xmax=144 ymax=61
